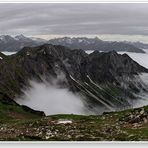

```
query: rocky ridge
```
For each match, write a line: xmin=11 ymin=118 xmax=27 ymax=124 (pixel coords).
xmin=0 ymin=44 xmax=148 ymax=113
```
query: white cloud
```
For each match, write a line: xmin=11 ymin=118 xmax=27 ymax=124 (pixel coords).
xmin=1 ymin=3 xmax=148 ymax=41
xmin=16 ymin=80 xmax=87 ymax=115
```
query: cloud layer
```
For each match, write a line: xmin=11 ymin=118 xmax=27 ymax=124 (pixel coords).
xmin=1 ymin=3 xmax=148 ymax=37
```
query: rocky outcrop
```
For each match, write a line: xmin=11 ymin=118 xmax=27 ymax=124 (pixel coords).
xmin=121 ymin=107 xmax=148 ymax=125
xmin=1 ymin=105 xmax=148 ymax=141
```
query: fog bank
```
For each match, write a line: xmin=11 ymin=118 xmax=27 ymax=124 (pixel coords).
xmin=15 ymin=79 xmax=92 ymax=115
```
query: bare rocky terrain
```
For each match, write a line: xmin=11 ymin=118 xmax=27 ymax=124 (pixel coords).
xmin=0 ymin=105 xmax=148 ymax=141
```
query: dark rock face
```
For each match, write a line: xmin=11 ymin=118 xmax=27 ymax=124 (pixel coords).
xmin=81 ymin=51 xmax=148 ymax=83
xmin=48 ymin=37 xmax=145 ymax=53
xmin=0 ymin=44 xmax=148 ymax=112
xmin=0 ymin=92 xmax=17 ymax=105
xmin=21 ymin=105 xmax=45 ymax=116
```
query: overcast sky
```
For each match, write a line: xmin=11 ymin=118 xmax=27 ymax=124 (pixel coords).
xmin=1 ymin=3 xmax=148 ymax=42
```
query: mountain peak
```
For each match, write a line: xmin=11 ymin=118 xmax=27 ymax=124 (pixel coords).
xmin=15 ymin=34 xmax=29 ymax=41
xmin=0 ymin=35 xmax=14 ymax=42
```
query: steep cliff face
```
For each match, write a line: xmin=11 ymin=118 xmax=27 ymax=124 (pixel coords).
xmin=0 ymin=44 xmax=148 ymax=113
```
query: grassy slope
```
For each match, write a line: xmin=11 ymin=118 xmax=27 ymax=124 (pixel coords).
xmin=0 ymin=105 xmax=148 ymax=141
xmin=0 ymin=102 xmax=43 ymax=124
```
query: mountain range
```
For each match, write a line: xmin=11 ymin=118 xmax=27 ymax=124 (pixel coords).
xmin=48 ymin=37 xmax=145 ymax=53
xmin=0 ymin=34 xmax=46 ymax=52
xmin=0 ymin=43 xmax=148 ymax=140
xmin=124 ymin=41 xmax=148 ymax=49
xmin=0 ymin=44 xmax=148 ymax=114
xmin=0 ymin=35 xmax=146 ymax=53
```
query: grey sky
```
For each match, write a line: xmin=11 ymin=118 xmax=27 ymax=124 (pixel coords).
xmin=1 ymin=3 xmax=148 ymax=41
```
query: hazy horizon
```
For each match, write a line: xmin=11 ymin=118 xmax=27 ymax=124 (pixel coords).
xmin=1 ymin=33 xmax=148 ymax=44
xmin=1 ymin=3 xmax=148 ymax=43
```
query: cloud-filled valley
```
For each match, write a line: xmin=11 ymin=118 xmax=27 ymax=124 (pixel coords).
xmin=14 ymin=49 xmax=148 ymax=115
xmin=16 ymin=80 xmax=88 ymax=115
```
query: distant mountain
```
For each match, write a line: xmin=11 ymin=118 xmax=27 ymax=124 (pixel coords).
xmin=124 ymin=41 xmax=148 ymax=49
xmin=0 ymin=35 xmax=46 ymax=52
xmin=0 ymin=44 xmax=148 ymax=113
xmin=15 ymin=34 xmax=33 ymax=42
xmin=0 ymin=35 xmax=146 ymax=53
xmin=48 ymin=37 xmax=145 ymax=53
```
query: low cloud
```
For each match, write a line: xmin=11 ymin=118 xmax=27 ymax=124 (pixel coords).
xmin=15 ymin=73 xmax=95 ymax=115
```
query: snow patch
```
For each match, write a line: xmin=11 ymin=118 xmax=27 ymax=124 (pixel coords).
xmin=57 ymin=120 xmax=72 ymax=124
xmin=26 ymin=52 xmax=30 ymax=56
xmin=2 ymin=52 xmax=17 ymax=55
xmin=85 ymin=50 xmax=94 ymax=54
